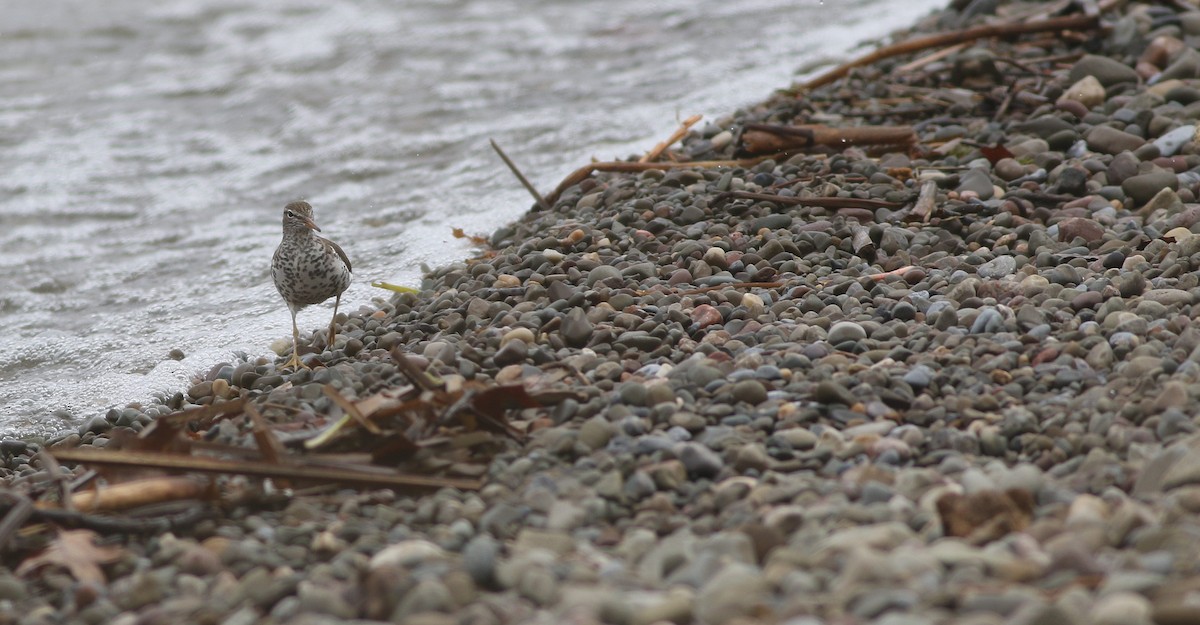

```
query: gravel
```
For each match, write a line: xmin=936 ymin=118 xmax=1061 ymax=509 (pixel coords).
xmin=8 ymin=1 xmax=1200 ymax=624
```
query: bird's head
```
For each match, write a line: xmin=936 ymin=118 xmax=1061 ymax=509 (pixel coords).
xmin=282 ymin=201 xmax=321 ymax=232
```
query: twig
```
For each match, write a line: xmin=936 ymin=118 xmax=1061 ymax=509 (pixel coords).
xmin=245 ymin=403 xmax=288 ymax=491
xmin=895 ymin=42 xmax=970 ymax=73
xmin=0 ymin=492 xmax=33 ymax=550
xmin=37 ymin=449 xmax=74 ymax=513
xmin=868 ymin=265 xmax=917 ymax=281
xmin=798 ymin=11 xmax=1107 ymax=92
xmin=739 ymin=124 xmax=917 ymax=155
xmin=490 ymin=139 xmax=550 ymax=212
xmin=45 ymin=476 xmax=214 ymax=513
xmin=322 ymin=385 xmax=382 ymax=435
xmin=851 ymin=225 xmax=876 ymax=260
xmin=2 ymin=500 xmax=217 ymax=536
xmin=640 ymin=114 xmax=702 ymax=163
xmin=910 ymin=180 xmax=940 ymax=223
xmin=48 ymin=448 xmax=482 ymax=493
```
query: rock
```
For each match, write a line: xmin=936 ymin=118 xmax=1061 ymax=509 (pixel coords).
xmin=1122 ymin=169 xmax=1179 ymax=205
xmin=827 ymin=321 xmax=867 ymax=344
xmin=560 ymin=308 xmax=593 ymax=347
xmin=977 ymin=255 xmax=1016 ymax=279
xmin=1070 ymin=54 xmax=1140 ymax=86
xmin=679 ymin=443 xmax=724 ymax=478
xmin=957 ymin=168 xmax=995 ymax=199
xmin=1087 ymin=126 xmax=1146 ymax=154
xmin=1153 ymin=124 xmax=1197 ymax=156
xmin=1089 ymin=592 xmax=1151 ymax=625
xmin=730 ymin=379 xmax=768 ymax=405
xmin=579 ymin=416 xmax=616 ymax=450
xmin=1060 ymin=75 xmax=1106 ymax=108
xmin=1159 ymin=47 xmax=1200 ymax=81
xmin=586 ymin=265 xmax=622 ymax=286
xmin=1143 ymin=289 xmax=1192 ymax=306
xmin=811 ymin=380 xmax=857 ymax=405
xmin=1057 ymin=217 xmax=1105 ymax=243
xmin=694 ymin=563 xmax=769 ymax=625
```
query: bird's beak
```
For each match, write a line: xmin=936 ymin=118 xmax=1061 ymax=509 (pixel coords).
xmin=301 ymin=216 xmax=322 ymax=232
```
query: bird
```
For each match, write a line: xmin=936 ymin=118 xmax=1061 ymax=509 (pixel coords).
xmin=271 ymin=200 xmax=353 ymax=370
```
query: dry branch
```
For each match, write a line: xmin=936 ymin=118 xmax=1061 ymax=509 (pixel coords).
xmin=49 ymin=448 xmax=482 ymax=493
xmin=798 ymin=10 xmax=1110 ymax=92
xmin=39 ymin=476 xmax=213 ymax=513
xmin=851 ymin=225 xmax=876 ymax=260
xmin=910 ymin=179 xmax=940 ymax=223
xmin=490 ymin=139 xmax=550 ymax=211
xmin=640 ymin=114 xmax=702 ymax=163
xmin=739 ymin=124 xmax=916 ymax=155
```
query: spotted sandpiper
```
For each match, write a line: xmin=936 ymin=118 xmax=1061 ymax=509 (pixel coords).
xmin=271 ymin=201 xmax=353 ymax=370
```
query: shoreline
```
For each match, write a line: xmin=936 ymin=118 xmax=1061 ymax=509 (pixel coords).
xmin=8 ymin=1 xmax=1200 ymax=623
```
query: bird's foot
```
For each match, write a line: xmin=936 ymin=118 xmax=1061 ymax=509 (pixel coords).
xmin=281 ymin=351 xmax=311 ymax=371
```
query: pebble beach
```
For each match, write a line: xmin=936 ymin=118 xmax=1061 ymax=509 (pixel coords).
xmin=10 ymin=0 xmax=1200 ymax=624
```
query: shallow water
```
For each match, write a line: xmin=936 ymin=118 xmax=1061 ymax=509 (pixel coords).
xmin=0 ymin=0 xmax=945 ymax=436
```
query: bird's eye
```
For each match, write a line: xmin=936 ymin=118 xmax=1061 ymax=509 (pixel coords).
xmin=285 ymin=210 xmax=295 ymax=218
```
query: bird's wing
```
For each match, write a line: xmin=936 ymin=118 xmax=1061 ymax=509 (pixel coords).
xmin=320 ymin=237 xmax=353 ymax=273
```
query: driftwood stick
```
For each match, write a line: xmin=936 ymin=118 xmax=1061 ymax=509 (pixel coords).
xmin=42 ymin=476 xmax=214 ymax=513
xmin=490 ymin=139 xmax=551 ymax=211
xmin=870 ymin=265 xmax=918 ymax=281
xmin=5 ymin=501 xmax=216 ymax=536
xmin=799 ymin=11 xmax=1106 ymax=92
xmin=323 ymin=384 xmax=382 ymax=435
xmin=544 ymin=153 xmax=792 ymax=206
xmin=49 ymin=448 xmax=482 ymax=493
xmin=896 ymin=41 xmax=970 ymax=73
xmin=640 ymin=114 xmax=702 ymax=163
xmin=851 ymin=225 xmax=876 ymax=260
xmin=910 ymin=180 xmax=940 ymax=223
xmin=0 ymin=492 xmax=33 ymax=550
xmin=740 ymin=124 xmax=917 ymax=155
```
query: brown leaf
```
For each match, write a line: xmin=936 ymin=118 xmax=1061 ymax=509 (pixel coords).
xmin=16 ymin=529 xmax=125 ymax=584
xmin=978 ymin=143 xmax=1014 ymax=165
xmin=451 ymin=227 xmax=489 ymax=245
xmin=937 ymin=488 xmax=1033 ymax=544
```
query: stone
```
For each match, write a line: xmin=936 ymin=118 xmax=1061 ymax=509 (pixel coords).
xmin=827 ymin=321 xmax=867 ymax=344
xmin=1069 ymin=54 xmax=1140 ymax=86
xmin=694 ymin=563 xmax=769 ymax=625
xmin=977 ymin=255 xmax=1016 ymax=278
xmin=1087 ymin=126 xmax=1146 ymax=154
xmin=812 ymin=380 xmax=857 ymax=405
xmin=560 ymin=308 xmax=593 ymax=347
xmin=679 ymin=443 xmax=724 ymax=478
xmin=1060 ymin=75 xmax=1106 ymax=108
xmin=1057 ymin=217 xmax=1105 ymax=243
xmin=1122 ymin=169 xmax=1179 ymax=205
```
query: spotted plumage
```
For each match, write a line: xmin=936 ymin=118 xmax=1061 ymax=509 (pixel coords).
xmin=271 ymin=200 xmax=352 ymax=369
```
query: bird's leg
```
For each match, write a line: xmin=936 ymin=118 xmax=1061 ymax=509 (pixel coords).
xmin=283 ymin=309 xmax=309 ymax=371
xmin=327 ymin=294 xmax=341 ymax=349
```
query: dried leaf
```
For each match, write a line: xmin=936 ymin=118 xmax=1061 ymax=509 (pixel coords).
xmin=16 ymin=529 xmax=125 ymax=584
xmin=979 ymin=143 xmax=1014 ymax=165
xmin=937 ymin=488 xmax=1033 ymax=543
xmin=451 ymin=227 xmax=489 ymax=245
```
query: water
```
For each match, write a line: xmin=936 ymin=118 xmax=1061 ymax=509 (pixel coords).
xmin=0 ymin=0 xmax=945 ymax=436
